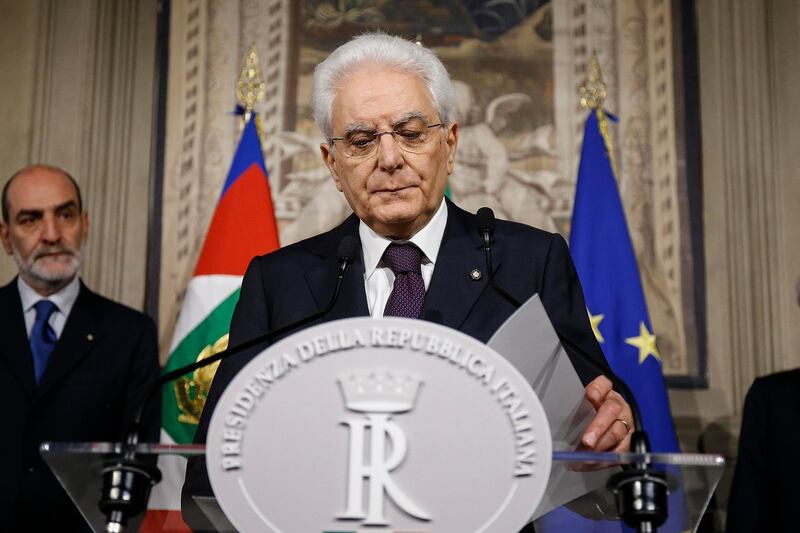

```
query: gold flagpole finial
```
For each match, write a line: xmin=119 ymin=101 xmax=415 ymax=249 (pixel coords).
xmin=579 ymin=52 xmax=618 ymax=175
xmin=236 ymin=44 xmax=266 ymax=127
xmin=579 ymin=52 xmax=607 ymax=111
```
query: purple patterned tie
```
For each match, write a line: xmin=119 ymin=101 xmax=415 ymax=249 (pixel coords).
xmin=382 ymin=243 xmax=426 ymax=318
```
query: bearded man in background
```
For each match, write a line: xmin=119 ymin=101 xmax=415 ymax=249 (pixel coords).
xmin=0 ymin=164 xmax=159 ymax=532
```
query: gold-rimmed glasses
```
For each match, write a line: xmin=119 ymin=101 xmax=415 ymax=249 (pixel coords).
xmin=330 ymin=118 xmax=443 ymax=160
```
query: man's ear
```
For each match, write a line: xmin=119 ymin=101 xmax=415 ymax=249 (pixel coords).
xmin=0 ymin=222 xmax=12 ymax=256
xmin=445 ymin=122 xmax=459 ymax=175
xmin=81 ymin=210 xmax=89 ymax=241
xmin=320 ymin=143 xmax=344 ymax=192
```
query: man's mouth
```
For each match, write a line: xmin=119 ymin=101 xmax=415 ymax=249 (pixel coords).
xmin=374 ymin=185 xmax=414 ymax=194
xmin=35 ymin=251 xmax=74 ymax=261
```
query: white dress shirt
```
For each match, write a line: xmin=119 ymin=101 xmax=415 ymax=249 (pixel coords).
xmin=359 ymin=199 xmax=448 ymax=317
xmin=18 ymin=275 xmax=80 ymax=340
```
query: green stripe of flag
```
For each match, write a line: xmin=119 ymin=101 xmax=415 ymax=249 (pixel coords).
xmin=161 ymin=288 xmax=241 ymax=444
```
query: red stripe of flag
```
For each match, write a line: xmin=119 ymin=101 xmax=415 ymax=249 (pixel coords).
xmin=140 ymin=509 xmax=191 ymax=532
xmin=194 ymin=161 xmax=279 ymax=276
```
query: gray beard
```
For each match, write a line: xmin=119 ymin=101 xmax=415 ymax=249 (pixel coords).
xmin=11 ymin=245 xmax=82 ymax=289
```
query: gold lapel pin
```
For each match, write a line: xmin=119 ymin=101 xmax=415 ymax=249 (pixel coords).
xmin=470 ymin=268 xmax=482 ymax=281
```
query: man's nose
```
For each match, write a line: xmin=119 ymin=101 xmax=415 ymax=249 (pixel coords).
xmin=41 ymin=214 xmax=61 ymax=243
xmin=376 ymin=133 xmax=404 ymax=171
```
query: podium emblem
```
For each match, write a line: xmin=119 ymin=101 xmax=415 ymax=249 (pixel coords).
xmin=336 ymin=370 xmax=430 ymax=525
xmin=207 ymin=318 xmax=552 ymax=532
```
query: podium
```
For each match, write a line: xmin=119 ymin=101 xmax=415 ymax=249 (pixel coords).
xmin=41 ymin=311 xmax=726 ymax=532
xmin=41 ymin=442 xmax=724 ymax=532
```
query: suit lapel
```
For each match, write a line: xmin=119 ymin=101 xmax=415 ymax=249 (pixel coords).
xmin=0 ymin=280 xmax=37 ymax=400
xmin=422 ymin=201 xmax=500 ymax=330
xmin=36 ymin=283 xmax=101 ymax=398
xmin=304 ymin=215 xmax=369 ymax=321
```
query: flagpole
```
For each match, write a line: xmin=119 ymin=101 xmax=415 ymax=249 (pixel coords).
xmin=577 ymin=52 xmax=670 ymax=533
xmin=579 ymin=52 xmax=619 ymax=178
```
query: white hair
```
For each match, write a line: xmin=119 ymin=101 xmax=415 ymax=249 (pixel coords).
xmin=311 ymin=32 xmax=457 ymax=141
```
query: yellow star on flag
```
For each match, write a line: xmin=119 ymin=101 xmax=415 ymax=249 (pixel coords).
xmin=588 ymin=309 xmax=605 ymax=343
xmin=625 ymin=322 xmax=661 ymax=364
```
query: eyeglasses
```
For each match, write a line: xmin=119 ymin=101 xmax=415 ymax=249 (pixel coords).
xmin=331 ymin=118 xmax=443 ymax=159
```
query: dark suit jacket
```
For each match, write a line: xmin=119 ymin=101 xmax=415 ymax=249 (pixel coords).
xmin=0 ymin=279 xmax=160 ymax=533
xmin=183 ymin=201 xmax=608 ymax=525
xmin=726 ymin=369 xmax=800 ymax=532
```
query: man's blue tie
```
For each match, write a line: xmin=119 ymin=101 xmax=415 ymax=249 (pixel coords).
xmin=31 ymin=300 xmax=58 ymax=384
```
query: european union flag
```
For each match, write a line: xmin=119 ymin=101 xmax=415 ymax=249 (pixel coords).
xmin=569 ymin=110 xmax=679 ymax=454
xmin=536 ymin=110 xmax=687 ymax=532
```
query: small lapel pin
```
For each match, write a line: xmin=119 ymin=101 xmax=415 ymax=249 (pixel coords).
xmin=469 ymin=268 xmax=482 ymax=281
xmin=86 ymin=334 xmax=94 ymax=341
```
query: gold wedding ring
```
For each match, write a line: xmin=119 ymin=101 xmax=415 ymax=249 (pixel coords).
xmin=615 ymin=418 xmax=631 ymax=432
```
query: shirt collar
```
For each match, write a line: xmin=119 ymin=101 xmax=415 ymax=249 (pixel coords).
xmin=359 ymin=198 xmax=448 ymax=278
xmin=17 ymin=274 xmax=81 ymax=316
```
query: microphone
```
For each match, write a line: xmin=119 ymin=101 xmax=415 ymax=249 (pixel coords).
xmin=99 ymin=235 xmax=359 ymax=532
xmin=474 ymin=207 xmax=667 ymax=532
xmin=476 ymin=207 xmax=521 ymax=308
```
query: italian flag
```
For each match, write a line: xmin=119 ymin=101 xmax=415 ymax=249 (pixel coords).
xmin=142 ymin=117 xmax=280 ymax=531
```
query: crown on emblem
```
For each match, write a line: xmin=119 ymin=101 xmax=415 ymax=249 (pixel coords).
xmin=337 ymin=369 xmax=423 ymax=413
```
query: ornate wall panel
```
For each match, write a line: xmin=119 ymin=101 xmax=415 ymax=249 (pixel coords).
xmin=160 ymin=0 xmax=299 ymax=355
xmin=160 ymin=0 xmax=705 ymax=379
xmin=554 ymin=0 xmax=704 ymax=383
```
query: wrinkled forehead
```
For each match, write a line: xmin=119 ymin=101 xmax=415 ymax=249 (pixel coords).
xmin=6 ymin=169 xmax=80 ymax=214
xmin=332 ymin=66 xmax=438 ymax=129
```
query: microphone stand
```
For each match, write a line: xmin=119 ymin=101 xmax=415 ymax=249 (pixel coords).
xmin=475 ymin=207 xmax=668 ymax=533
xmin=98 ymin=237 xmax=358 ymax=532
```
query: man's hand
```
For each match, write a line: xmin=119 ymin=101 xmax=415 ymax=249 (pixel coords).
xmin=580 ymin=375 xmax=633 ymax=452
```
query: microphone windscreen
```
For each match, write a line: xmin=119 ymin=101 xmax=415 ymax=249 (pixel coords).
xmin=337 ymin=235 xmax=359 ymax=261
xmin=476 ymin=207 xmax=496 ymax=233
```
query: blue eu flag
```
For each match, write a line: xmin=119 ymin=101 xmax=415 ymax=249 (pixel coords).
xmin=569 ymin=110 xmax=679 ymax=454
xmin=536 ymin=111 xmax=685 ymax=532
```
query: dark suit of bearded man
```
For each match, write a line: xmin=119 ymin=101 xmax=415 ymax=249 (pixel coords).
xmin=0 ymin=279 xmax=159 ymax=532
xmin=0 ymin=164 xmax=159 ymax=532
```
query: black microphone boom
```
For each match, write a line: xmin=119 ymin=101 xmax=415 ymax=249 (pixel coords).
xmin=477 ymin=207 xmax=521 ymax=308
xmin=473 ymin=207 xmax=667 ymax=533
xmin=99 ymin=235 xmax=359 ymax=532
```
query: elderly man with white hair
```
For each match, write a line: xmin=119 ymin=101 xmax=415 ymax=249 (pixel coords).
xmin=184 ymin=32 xmax=631 ymax=529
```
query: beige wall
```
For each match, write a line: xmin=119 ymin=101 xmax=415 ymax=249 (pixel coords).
xmin=671 ymin=0 xmax=800 ymax=439
xmin=668 ymin=0 xmax=800 ymax=525
xmin=0 ymin=1 xmax=40 ymax=276
xmin=0 ymin=0 xmax=159 ymax=310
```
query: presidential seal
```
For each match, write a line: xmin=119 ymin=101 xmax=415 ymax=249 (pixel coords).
xmin=207 ymin=317 xmax=552 ymax=532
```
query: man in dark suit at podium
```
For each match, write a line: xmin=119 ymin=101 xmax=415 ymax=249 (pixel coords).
xmin=184 ymin=33 xmax=633 ymax=528
xmin=0 ymin=165 xmax=160 ymax=532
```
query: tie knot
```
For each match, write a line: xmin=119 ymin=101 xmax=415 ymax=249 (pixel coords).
xmin=382 ymin=243 xmax=423 ymax=275
xmin=34 ymin=300 xmax=57 ymax=321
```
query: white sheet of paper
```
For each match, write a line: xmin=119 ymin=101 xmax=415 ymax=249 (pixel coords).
xmin=487 ymin=294 xmax=616 ymax=519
